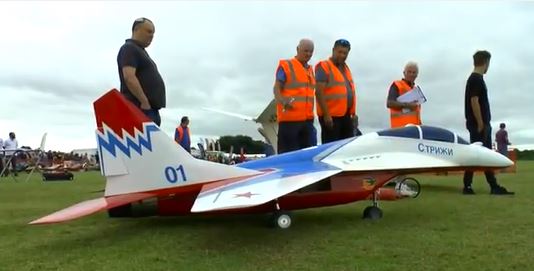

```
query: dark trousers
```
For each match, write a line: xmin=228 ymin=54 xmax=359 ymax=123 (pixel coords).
xmin=3 ymin=155 xmax=17 ymax=176
xmin=278 ymin=120 xmax=313 ymax=154
xmin=318 ymin=114 xmax=354 ymax=144
xmin=463 ymin=125 xmax=498 ymax=189
xmin=141 ymin=109 xmax=161 ymax=126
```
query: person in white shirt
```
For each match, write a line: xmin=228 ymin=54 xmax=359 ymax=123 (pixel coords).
xmin=0 ymin=137 xmax=3 ymax=176
xmin=3 ymin=132 xmax=18 ymax=176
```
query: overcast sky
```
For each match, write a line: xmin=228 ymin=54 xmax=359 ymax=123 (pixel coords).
xmin=1 ymin=1 xmax=533 ymax=152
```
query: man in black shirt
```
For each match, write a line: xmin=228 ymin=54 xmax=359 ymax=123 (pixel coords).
xmin=463 ymin=50 xmax=513 ymax=195
xmin=117 ymin=17 xmax=166 ymax=126
xmin=109 ymin=17 xmax=166 ymax=218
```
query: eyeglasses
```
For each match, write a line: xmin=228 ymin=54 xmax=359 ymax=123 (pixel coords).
xmin=132 ymin=17 xmax=150 ymax=32
xmin=334 ymin=39 xmax=351 ymax=48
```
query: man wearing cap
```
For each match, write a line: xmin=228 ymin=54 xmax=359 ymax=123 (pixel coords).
xmin=315 ymin=39 xmax=356 ymax=143
xmin=273 ymin=39 xmax=316 ymax=154
xmin=117 ymin=17 xmax=166 ymax=126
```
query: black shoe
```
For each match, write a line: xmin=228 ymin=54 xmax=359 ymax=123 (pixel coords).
xmin=463 ymin=187 xmax=475 ymax=195
xmin=490 ymin=186 xmax=515 ymax=195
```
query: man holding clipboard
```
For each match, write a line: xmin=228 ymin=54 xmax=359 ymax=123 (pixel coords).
xmin=386 ymin=61 xmax=425 ymax=128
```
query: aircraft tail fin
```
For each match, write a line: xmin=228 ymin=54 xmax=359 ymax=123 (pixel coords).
xmin=94 ymin=89 xmax=260 ymax=197
xmin=38 ymin=133 xmax=47 ymax=151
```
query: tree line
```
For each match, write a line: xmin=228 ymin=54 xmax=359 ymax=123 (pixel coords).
xmin=517 ymin=150 xmax=534 ymax=160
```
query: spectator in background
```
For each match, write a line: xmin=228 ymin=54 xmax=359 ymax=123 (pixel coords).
xmin=3 ymin=132 xmax=19 ymax=176
xmin=495 ymin=122 xmax=511 ymax=157
xmin=174 ymin=116 xmax=191 ymax=153
xmin=0 ymin=137 xmax=4 ymax=175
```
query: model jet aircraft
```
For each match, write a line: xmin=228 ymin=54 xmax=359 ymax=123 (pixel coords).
xmin=30 ymin=89 xmax=513 ymax=228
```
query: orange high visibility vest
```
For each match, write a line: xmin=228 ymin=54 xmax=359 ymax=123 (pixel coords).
xmin=389 ymin=80 xmax=421 ymax=128
xmin=315 ymin=60 xmax=356 ymax=117
xmin=175 ymin=125 xmax=191 ymax=143
xmin=276 ymin=58 xmax=315 ymax=122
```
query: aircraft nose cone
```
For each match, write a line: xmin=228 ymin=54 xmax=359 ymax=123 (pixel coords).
xmin=483 ymin=148 xmax=514 ymax=167
xmin=499 ymin=153 xmax=514 ymax=167
xmin=473 ymin=145 xmax=514 ymax=168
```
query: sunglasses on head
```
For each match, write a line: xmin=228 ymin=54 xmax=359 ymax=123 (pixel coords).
xmin=334 ymin=39 xmax=351 ymax=48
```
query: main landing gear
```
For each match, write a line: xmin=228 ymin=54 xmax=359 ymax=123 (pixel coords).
xmin=269 ymin=201 xmax=292 ymax=229
xmin=363 ymin=190 xmax=383 ymax=220
xmin=271 ymin=211 xmax=292 ymax=229
xmin=363 ymin=177 xmax=421 ymax=220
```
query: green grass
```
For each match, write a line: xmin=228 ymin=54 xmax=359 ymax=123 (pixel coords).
xmin=1 ymin=162 xmax=533 ymax=271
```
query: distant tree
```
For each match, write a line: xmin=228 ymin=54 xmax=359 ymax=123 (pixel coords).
xmin=517 ymin=150 xmax=534 ymax=160
xmin=219 ymin=135 xmax=265 ymax=154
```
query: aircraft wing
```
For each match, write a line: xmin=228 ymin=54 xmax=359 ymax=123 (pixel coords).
xmin=190 ymin=162 xmax=341 ymax=213
xmin=202 ymin=99 xmax=276 ymax=124
xmin=202 ymin=107 xmax=255 ymax=121
xmin=255 ymin=99 xmax=277 ymax=124
xmin=29 ymin=192 xmax=156 ymax=225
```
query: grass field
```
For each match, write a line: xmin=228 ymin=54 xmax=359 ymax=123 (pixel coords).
xmin=1 ymin=161 xmax=533 ymax=271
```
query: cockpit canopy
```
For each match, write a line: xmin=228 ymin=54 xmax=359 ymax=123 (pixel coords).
xmin=377 ymin=125 xmax=469 ymax=145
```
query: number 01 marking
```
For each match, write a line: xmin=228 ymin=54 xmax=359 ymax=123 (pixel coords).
xmin=164 ymin=165 xmax=187 ymax=183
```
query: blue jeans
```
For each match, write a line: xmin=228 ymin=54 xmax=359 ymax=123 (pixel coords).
xmin=278 ymin=120 xmax=313 ymax=154
xmin=141 ymin=109 xmax=161 ymax=126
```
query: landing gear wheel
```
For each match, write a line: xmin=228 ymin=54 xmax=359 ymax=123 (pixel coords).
xmin=397 ymin=177 xmax=421 ymax=198
xmin=362 ymin=206 xmax=383 ymax=220
xmin=271 ymin=212 xmax=292 ymax=229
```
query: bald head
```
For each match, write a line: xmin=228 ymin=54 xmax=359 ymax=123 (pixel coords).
xmin=298 ymin=39 xmax=314 ymax=49
xmin=131 ymin=17 xmax=155 ymax=48
xmin=403 ymin=61 xmax=419 ymax=83
xmin=295 ymin=39 xmax=314 ymax=64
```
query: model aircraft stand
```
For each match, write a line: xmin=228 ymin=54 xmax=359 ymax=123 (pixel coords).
xmin=0 ymin=149 xmax=46 ymax=183
xmin=25 ymin=150 xmax=45 ymax=182
xmin=0 ymin=150 xmax=21 ymax=182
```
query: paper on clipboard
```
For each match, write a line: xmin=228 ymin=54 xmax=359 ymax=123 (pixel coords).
xmin=397 ymin=85 xmax=427 ymax=104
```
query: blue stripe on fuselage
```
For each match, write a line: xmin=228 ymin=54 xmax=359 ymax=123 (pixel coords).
xmin=237 ymin=137 xmax=355 ymax=171
xmin=197 ymin=137 xmax=356 ymax=195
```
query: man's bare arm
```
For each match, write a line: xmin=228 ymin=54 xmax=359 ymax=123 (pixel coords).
xmin=273 ymin=80 xmax=285 ymax=104
xmin=386 ymin=86 xmax=417 ymax=110
xmin=122 ymin=66 xmax=150 ymax=109
xmin=470 ymin=96 xmax=484 ymax=132
xmin=315 ymin=82 xmax=330 ymax=117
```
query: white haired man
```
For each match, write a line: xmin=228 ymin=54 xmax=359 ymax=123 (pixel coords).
xmin=386 ymin=61 xmax=422 ymax=128
xmin=386 ymin=62 xmax=423 ymax=189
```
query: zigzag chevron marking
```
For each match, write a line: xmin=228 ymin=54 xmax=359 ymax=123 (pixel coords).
xmin=97 ymin=122 xmax=160 ymax=158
